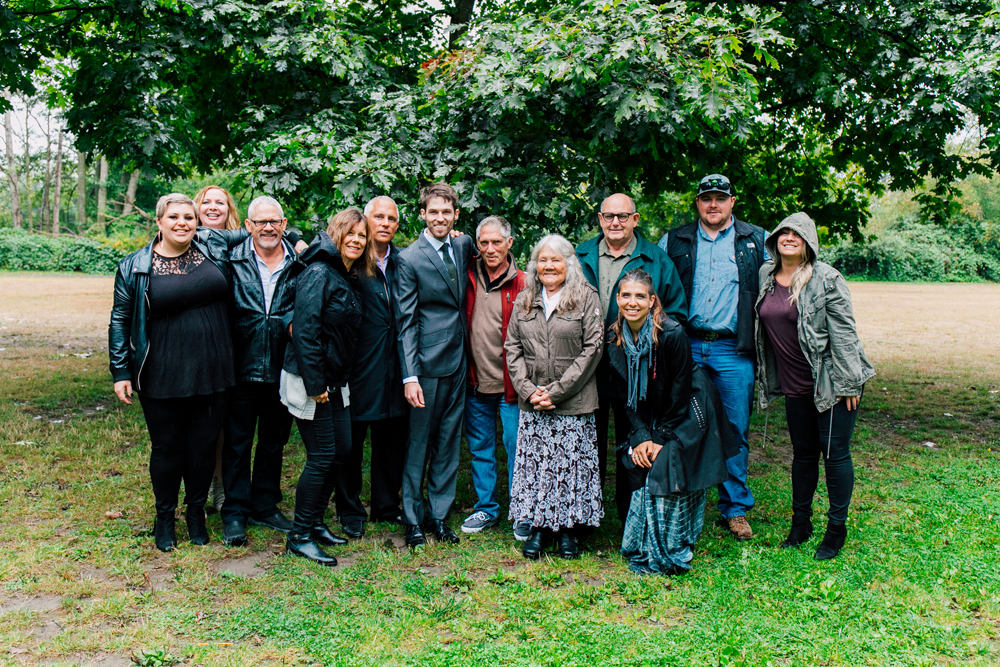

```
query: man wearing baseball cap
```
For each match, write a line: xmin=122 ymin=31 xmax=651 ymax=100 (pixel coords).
xmin=658 ymin=174 xmax=767 ymax=541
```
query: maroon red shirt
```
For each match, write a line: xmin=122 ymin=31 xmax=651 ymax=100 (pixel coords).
xmin=759 ymin=282 xmax=814 ymax=398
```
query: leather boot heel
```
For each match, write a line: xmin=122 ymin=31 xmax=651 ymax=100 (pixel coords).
xmin=780 ymin=514 xmax=813 ymax=548
xmin=186 ymin=505 xmax=209 ymax=546
xmin=154 ymin=514 xmax=177 ymax=552
xmin=286 ymin=534 xmax=338 ymax=567
xmin=814 ymin=522 xmax=848 ymax=561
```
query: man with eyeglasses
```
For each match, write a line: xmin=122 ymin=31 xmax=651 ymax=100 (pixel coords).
xmin=576 ymin=192 xmax=688 ymax=527
xmin=658 ymin=174 xmax=767 ymax=542
xmin=219 ymin=195 xmax=305 ymax=546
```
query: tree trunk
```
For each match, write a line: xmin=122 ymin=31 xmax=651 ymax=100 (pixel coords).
xmin=23 ymin=104 xmax=31 ymax=231
xmin=76 ymin=151 xmax=86 ymax=231
xmin=122 ymin=169 xmax=140 ymax=216
xmin=3 ymin=91 xmax=22 ymax=229
xmin=96 ymin=155 xmax=108 ymax=232
xmin=52 ymin=130 xmax=63 ymax=234
xmin=42 ymin=112 xmax=52 ymax=230
xmin=449 ymin=0 xmax=476 ymax=48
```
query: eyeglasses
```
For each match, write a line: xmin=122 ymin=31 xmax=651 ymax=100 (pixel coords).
xmin=249 ymin=219 xmax=283 ymax=228
xmin=599 ymin=211 xmax=636 ymax=223
xmin=698 ymin=179 xmax=732 ymax=194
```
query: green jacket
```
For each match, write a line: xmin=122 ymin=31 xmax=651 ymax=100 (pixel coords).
xmin=755 ymin=212 xmax=875 ymax=413
xmin=577 ymin=231 xmax=687 ymax=394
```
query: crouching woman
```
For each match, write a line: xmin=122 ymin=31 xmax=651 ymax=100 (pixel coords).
xmin=609 ymin=269 xmax=737 ymax=575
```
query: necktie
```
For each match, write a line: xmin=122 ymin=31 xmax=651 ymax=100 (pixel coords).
xmin=440 ymin=241 xmax=458 ymax=285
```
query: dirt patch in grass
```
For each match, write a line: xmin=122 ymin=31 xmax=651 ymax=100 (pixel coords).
xmin=0 ymin=594 xmax=64 ymax=614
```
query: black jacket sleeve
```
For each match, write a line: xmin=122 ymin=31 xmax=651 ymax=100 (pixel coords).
xmin=291 ymin=265 xmax=331 ymax=396
xmin=108 ymin=264 xmax=135 ymax=383
xmin=656 ymin=326 xmax=694 ymax=436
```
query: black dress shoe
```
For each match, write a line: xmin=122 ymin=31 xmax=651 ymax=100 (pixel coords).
xmin=248 ymin=512 xmax=293 ymax=533
xmin=423 ymin=518 xmax=460 ymax=544
xmin=342 ymin=519 xmax=365 ymax=539
xmin=558 ymin=531 xmax=579 ymax=559
xmin=186 ymin=505 xmax=209 ymax=546
xmin=153 ymin=515 xmax=177 ymax=552
xmin=311 ymin=523 xmax=348 ymax=546
xmin=522 ymin=528 xmax=548 ymax=560
xmin=286 ymin=534 xmax=337 ymax=567
xmin=222 ymin=520 xmax=247 ymax=547
xmin=404 ymin=523 xmax=426 ymax=548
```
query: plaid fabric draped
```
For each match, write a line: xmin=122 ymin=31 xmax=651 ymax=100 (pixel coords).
xmin=621 ymin=486 xmax=706 ymax=575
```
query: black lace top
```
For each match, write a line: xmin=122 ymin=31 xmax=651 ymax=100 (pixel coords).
xmin=140 ymin=244 xmax=235 ymax=398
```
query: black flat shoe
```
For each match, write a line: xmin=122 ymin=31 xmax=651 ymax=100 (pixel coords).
xmin=222 ymin=519 xmax=247 ymax=547
xmin=342 ymin=519 xmax=365 ymax=539
xmin=404 ymin=523 xmax=426 ymax=549
xmin=186 ymin=505 xmax=209 ymax=546
xmin=286 ymin=534 xmax=337 ymax=567
xmin=311 ymin=523 xmax=348 ymax=546
xmin=780 ymin=514 xmax=813 ymax=548
xmin=814 ymin=522 xmax=848 ymax=561
xmin=557 ymin=531 xmax=579 ymax=559
xmin=248 ymin=512 xmax=293 ymax=533
xmin=423 ymin=518 xmax=460 ymax=544
xmin=522 ymin=528 xmax=548 ymax=560
xmin=153 ymin=515 xmax=177 ymax=552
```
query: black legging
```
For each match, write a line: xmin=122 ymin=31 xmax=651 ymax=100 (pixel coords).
xmin=140 ymin=391 xmax=228 ymax=516
xmin=292 ymin=400 xmax=352 ymax=536
xmin=783 ymin=396 xmax=858 ymax=524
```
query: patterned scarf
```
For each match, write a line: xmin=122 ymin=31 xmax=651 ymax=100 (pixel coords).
xmin=621 ymin=316 xmax=655 ymax=410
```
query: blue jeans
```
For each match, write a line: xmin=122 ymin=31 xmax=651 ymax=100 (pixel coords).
xmin=689 ymin=336 xmax=755 ymax=518
xmin=464 ymin=391 xmax=520 ymax=520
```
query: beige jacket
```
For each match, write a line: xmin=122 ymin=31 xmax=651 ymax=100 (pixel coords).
xmin=504 ymin=284 xmax=604 ymax=415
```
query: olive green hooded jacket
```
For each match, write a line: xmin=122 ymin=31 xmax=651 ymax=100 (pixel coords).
xmin=755 ymin=212 xmax=875 ymax=412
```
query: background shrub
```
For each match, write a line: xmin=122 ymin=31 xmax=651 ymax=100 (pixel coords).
xmin=0 ymin=229 xmax=126 ymax=274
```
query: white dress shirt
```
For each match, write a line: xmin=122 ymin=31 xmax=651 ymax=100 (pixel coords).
xmin=252 ymin=242 xmax=290 ymax=314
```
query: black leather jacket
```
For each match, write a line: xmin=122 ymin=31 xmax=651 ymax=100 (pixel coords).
xmin=229 ymin=236 xmax=304 ymax=384
xmin=108 ymin=229 xmax=247 ymax=389
xmin=283 ymin=232 xmax=363 ymax=397
xmin=662 ymin=217 xmax=767 ymax=356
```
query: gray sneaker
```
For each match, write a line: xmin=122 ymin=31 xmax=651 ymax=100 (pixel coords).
xmin=461 ymin=511 xmax=499 ymax=534
xmin=513 ymin=520 xmax=532 ymax=542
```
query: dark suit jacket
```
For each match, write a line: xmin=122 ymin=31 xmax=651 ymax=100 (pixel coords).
xmin=394 ymin=231 xmax=475 ymax=379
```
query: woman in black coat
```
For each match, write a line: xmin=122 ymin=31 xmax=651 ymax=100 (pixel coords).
xmin=280 ymin=208 xmax=375 ymax=566
xmin=608 ymin=269 xmax=737 ymax=575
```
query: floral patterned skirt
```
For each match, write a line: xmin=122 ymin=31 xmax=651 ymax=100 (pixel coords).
xmin=507 ymin=411 xmax=604 ymax=530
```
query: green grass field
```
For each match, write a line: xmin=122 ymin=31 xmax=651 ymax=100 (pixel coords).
xmin=1 ymin=275 xmax=998 ymax=666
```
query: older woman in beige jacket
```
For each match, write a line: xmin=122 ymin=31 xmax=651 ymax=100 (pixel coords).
xmin=505 ymin=234 xmax=604 ymax=560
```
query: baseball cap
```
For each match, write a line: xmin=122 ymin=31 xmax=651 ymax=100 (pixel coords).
xmin=697 ymin=174 xmax=735 ymax=197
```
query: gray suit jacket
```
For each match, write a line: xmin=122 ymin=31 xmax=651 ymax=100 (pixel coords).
xmin=394 ymin=232 xmax=475 ymax=379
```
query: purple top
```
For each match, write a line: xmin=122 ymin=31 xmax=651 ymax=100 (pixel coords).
xmin=759 ymin=282 xmax=814 ymax=398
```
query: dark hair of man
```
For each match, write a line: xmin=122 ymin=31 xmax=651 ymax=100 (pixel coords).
xmin=327 ymin=207 xmax=377 ymax=277
xmin=611 ymin=268 xmax=664 ymax=348
xmin=419 ymin=182 xmax=459 ymax=211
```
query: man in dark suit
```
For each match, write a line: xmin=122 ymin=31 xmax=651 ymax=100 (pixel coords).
xmin=335 ymin=196 xmax=409 ymax=539
xmin=394 ymin=182 xmax=475 ymax=548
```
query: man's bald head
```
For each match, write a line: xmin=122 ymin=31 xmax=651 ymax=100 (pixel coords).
xmin=597 ymin=192 xmax=640 ymax=250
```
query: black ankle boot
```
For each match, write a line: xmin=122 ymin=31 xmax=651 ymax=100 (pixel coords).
xmin=186 ymin=505 xmax=209 ymax=545
xmin=286 ymin=534 xmax=338 ymax=567
xmin=522 ymin=528 xmax=548 ymax=560
xmin=558 ymin=531 xmax=580 ymax=560
xmin=311 ymin=523 xmax=348 ymax=546
xmin=154 ymin=513 xmax=177 ymax=552
xmin=780 ymin=514 xmax=813 ymax=548
xmin=814 ymin=522 xmax=847 ymax=560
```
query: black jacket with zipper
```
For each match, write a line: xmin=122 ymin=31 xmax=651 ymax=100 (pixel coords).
xmin=661 ymin=217 xmax=766 ymax=356
xmin=108 ymin=228 xmax=247 ymax=389
xmin=282 ymin=232 xmax=363 ymax=397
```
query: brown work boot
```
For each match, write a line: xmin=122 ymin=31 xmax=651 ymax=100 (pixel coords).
xmin=726 ymin=516 xmax=754 ymax=541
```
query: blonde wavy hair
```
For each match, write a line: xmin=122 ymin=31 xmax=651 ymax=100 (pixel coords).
xmin=774 ymin=228 xmax=814 ymax=306
xmin=521 ymin=234 xmax=589 ymax=316
xmin=193 ymin=185 xmax=242 ymax=230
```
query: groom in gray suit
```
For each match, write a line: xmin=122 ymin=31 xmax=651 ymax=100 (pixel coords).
xmin=394 ymin=182 xmax=475 ymax=548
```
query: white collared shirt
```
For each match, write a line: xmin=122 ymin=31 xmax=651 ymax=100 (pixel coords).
xmin=423 ymin=228 xmax=456 ymax=265
xmin=252 ymin=241 xmax=290 ymax=314
xmin=543 ymin=287 xmax=563 ymax=320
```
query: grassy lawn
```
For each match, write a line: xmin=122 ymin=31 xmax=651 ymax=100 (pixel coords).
xmin=1 ymin=274 xmax=998 ymax=666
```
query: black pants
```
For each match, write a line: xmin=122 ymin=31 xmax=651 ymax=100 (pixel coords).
xmin=595 ymin=395 xmax=632 ymax=525
xmin=221 ymin=381 xmax=293 ymax=524
xmin=292 ymin=399 xmax=352 ymax=536
xmin=784 ymin=396 xmax=858 ymax=524
xmin=140 ymin=391 xmax=228 ymax=516
xmin=335 ymin=416 xmax=408 ymax=523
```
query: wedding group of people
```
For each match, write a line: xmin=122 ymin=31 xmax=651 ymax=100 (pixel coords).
xmin=108 ymin=175 xmax=874 ymax=573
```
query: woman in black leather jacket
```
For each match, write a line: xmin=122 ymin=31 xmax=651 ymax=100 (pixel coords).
xmin=279 ymin=207 xmax=375 ymax=566
xmin=109 ymin=193 xmax=246 ymax=552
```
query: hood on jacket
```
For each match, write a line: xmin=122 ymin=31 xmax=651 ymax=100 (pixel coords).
xmin=300 ymin=231 xmax=349 ymax=275
xmin=765 ymin=212 xmax=819 ymax=263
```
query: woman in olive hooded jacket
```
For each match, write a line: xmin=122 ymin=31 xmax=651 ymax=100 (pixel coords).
xmin=755 ymin=212 xmax=875 ymax=561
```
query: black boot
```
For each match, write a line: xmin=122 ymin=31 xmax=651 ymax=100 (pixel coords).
xmin=814 ymin=522 xmax=848 ymax=561
xmin=558 ymin=530 xmax=580 ymax=560
xmin=780 ymin=514 xmax=813 ymax=548
xmin=286 ymin=534 xmax=338 ymax=567
xmin=153 ymin=513 xmax=177 ymax=552
xmin=311 ymin=523 xmax=348 ymax=546
xmin=186 ymin=505 xmax=209 ymax=546
xmin=522 ymin=528 xmax=549 ymax=560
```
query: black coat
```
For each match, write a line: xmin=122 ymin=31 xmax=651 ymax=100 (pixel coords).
xmin=282 ymin=232 xmax=362 ymax=397
xmin=228 ymin=237 xmax=304 ymax=384
xmin=662 ymin=217 xmax=767 ymax=356
xmin=348 ymin=244 xmax=407 ymax=421
xmin=609 ymin=316 xmax=738 ymax=496
xmin=108 ymin=228 xmax=246 ymax=389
